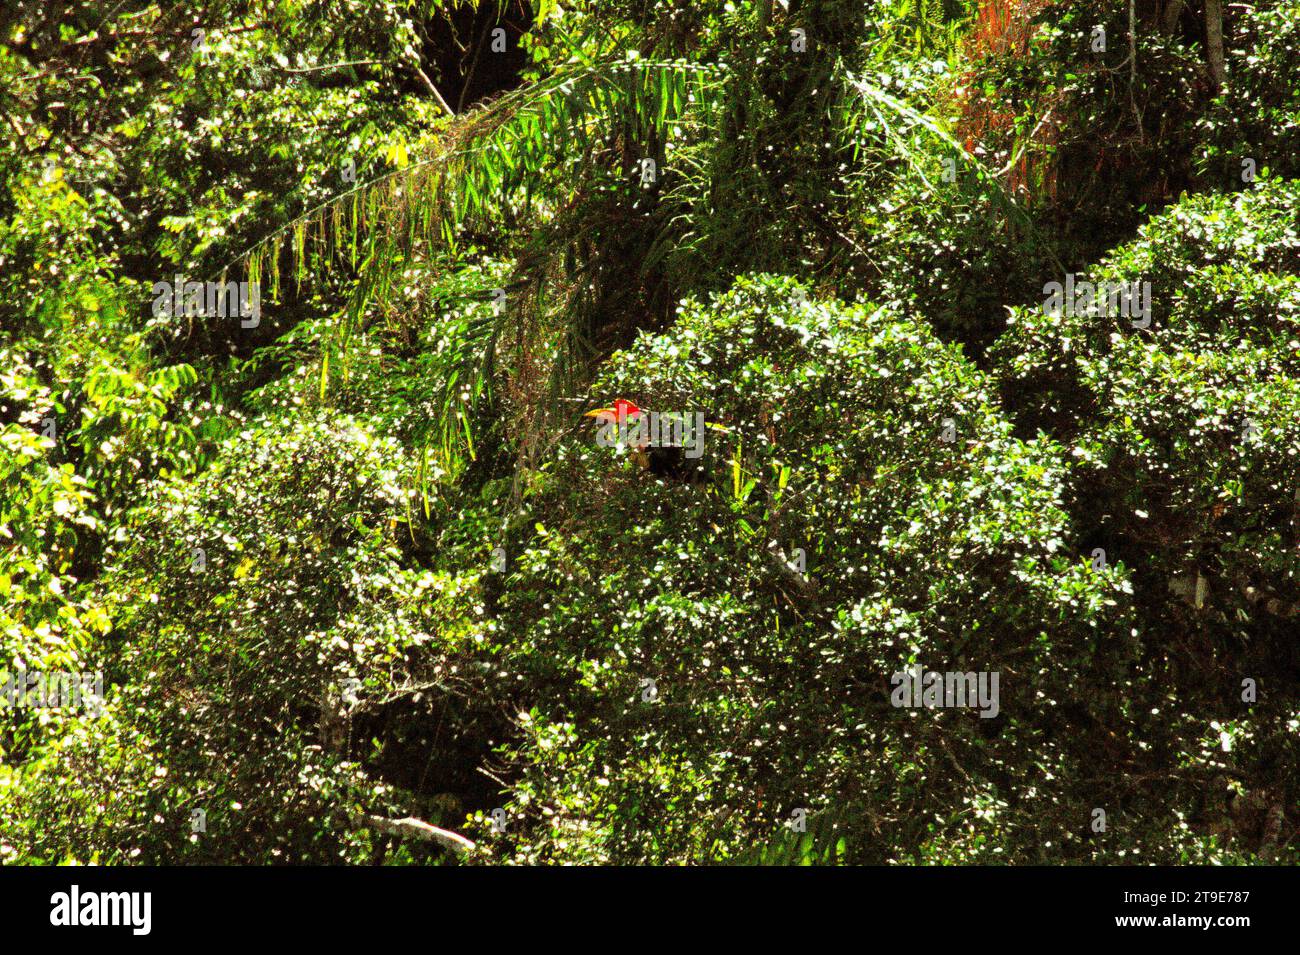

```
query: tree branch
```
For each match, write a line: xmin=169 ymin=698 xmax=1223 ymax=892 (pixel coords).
xmin=356 ymin=813 xmax=477 ymax=854
xmin=277 ymin=59 xmax=385 ymax=74
xmin=411 ymin=62 xmax=456 ymax=117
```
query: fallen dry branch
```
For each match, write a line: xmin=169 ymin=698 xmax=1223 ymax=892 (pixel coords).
xmin=357 ymin=814 xmax=477 ymax=854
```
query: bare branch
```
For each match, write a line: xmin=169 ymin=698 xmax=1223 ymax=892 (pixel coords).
xmin=357 ymin=813 xmax=477 ymax=854
xmin=411 ymin=62 xmax=456 ymax=117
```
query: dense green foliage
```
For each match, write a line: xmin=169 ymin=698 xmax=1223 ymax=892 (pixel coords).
xmin=1 ymin=0 xmax=1296 ymax=864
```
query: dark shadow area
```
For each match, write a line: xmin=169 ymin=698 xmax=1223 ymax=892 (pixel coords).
xmin=422 ymin=0 xmax=531 ymax=112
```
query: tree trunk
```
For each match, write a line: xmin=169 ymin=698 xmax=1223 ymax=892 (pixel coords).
xmin=1204 ymin=0 xmax=1227 ymax=89
xmin=1161 ymin=0 xmax=1185 ymax=34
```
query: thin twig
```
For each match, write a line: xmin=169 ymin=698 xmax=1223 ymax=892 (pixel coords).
xmin=412 ymin=62 xmax=456 ymax=117
xmin=277 ymin=59 xmax=385 ymax=74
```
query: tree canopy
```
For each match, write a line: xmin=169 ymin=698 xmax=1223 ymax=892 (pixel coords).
xmin=1 ymin=0 xmax=1296 ymax=865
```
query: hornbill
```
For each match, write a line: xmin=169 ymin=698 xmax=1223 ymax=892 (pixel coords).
xmin=584 ymin=398 xmax=724 ymax=482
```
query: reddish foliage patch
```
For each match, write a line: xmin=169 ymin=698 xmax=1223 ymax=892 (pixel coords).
xmin=953 ymin=0 xmax=1059 ymax=204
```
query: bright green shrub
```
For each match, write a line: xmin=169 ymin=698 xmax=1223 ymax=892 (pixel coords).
xmin=90 ymin=412 xmax=489 ymax=862
xmin=478 ymin=275 xmax=1133 ymax=863
xmin=990 ymin=181 xmax=1300 ymax=863
xmin=1198 ymin=1 xmax=1300 ymax=184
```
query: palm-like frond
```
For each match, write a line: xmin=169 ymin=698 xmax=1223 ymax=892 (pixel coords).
xmin=222 ymin=55 xmax=728 ymax=477
xmin=840 ymin=65 xmax=1063 ymax=272
xmin=233 ymin=57 xmax=726 ymax=315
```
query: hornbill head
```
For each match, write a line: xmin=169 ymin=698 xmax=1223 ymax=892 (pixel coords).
xmin=585 ymin=398 xmax=651 ymax=467
xmin=584 ymin=398 xmax=643 ymax=426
